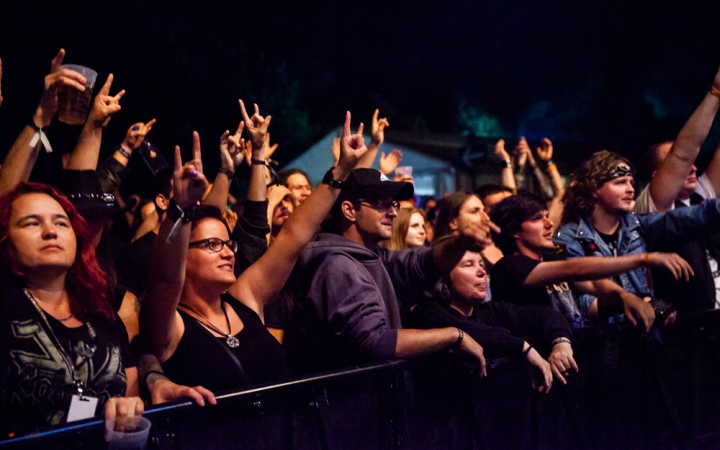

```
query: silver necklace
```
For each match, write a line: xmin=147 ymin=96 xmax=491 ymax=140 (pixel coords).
xmin=178 ymin=301 xmax=240 ymax=348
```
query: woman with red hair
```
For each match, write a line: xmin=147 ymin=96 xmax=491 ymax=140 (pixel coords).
xmin=0 ymin=182 xmax=142 ymax=438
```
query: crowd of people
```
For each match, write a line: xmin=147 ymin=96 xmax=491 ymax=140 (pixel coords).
xmin=1 ymin=49 xmax=720 ymax=444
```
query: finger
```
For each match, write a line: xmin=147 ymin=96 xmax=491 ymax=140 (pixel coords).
xmin=569 ymin=356 xmax=579 ymax=373
xmin=343 ymin=111 xmax=351 ymax=138
xmin=254 ymin=103 xmax=260 ymax=117
xmin=220 ymin=130 xmax=230 ymax=143
xmin=193 ymin=386 xmax=217 ymax=405
xmin=235 ymin=120 xmax=244 ymax=136
xmin=478 ymin=353 xmax=487 ymax=378
xmin=372 ymin=108 xmax=379 ymax=125
xmin=98 ymin=74 xmax=113 ymax=96
xmin=625 ymin=310 xmax=638 ymax=327
xmin=488 ymin=220 xmax=501 ymax=234
xmin=133 ymin=398 xmax=144 ymax=416
xmin=174 ymin=145 xmax=183 ymax=174
xmin=192 ymin=131 xmax=202 ymax=165
xmin=183 ymin=387 xmax=205 ymax=406
xmin=357 ymin=122 xmax=364 ymax=136
xmin=50 ymin=48 xmax=65 ymax=73
xmin=239 ymin=99 xmax=251 ymax=123
xmin=113 ymin=89 xmax=126 ymax=102
xmin=551 ymin=365 xmax=567 ymax=385
xmin=263 ymin=115 xmax=272 ymax=130
xmin=380 ymin=152 xmax=386 ymax=160
xmin=145 ymin=118 xmax=157 ymax=131
xmin=104 ymin=398 xmax=117 ymax=423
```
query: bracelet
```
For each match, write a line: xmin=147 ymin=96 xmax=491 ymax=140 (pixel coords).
xmin=454 ymin=328 xmax=464 ymax=348
xmin=251 ymin=158 xmax=266 ymax=165
xmin=547 ymin=164 xmax=558 ymax=173
xmin=503 ymin=159 xmax=512 ymax=169
xmin=551 ymin=337 xmax=572 ymax=347
xmin=711 ymin=87 xmax=720 ymax=98
xmin=27 ymin=120 xmax=53 ymax=153
xmin=116 ymin=146 xmax=132 ymax=159
xmin=642 ymin=252 xmax=650 ymax=266
xmin=523 ymin=343 xmax=534 ymax=356
xmin=218 ymin=167 xmax=235 ymax=178
xmin=321 ymin=167 xmax=344 ymax=189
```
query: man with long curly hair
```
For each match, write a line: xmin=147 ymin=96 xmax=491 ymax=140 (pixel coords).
xmin=554 ymin=150 xmax=720 ymax=330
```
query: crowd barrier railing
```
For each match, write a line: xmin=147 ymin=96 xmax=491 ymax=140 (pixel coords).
xmin=2 ymin=309 xmax=720 ymax=450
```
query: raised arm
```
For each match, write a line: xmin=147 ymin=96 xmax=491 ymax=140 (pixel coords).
xmin=494 ymin=139 xmax=517 ymax=194
xmin=0 ymin=49 xmax=86 ymax=194
xmin=141 ymin=132 xmax=209 ymax=361
xmin=524 ymin=252 xmax=693 ymax=286
xmin=229 ymin=111 xmax=367 ymax=315
xmin=357 ymin=108 xmax=389 ymax=169
xmin=537 ymin=138 xmax=565 ymax=227
xmin=203 ymin=117 xmax=245 ymax=211
xmin=66 ymin=74 xmax=125 ymax=170
xmin=648 ymin=66 xmax=720 ymax=211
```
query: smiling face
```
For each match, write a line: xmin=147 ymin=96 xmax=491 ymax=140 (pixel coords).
xmin=286 ymin=173 xmax=312 ymax=208
xmin=594 ymin=175 xmax=635 ymax=215
xmin=450 ymin=195 xmax=487 ymax=234
xmin=185 ymin=218 xmax=236 ymax=287
xmin=514 ymin=210 xmax=554 ymax=258
xmin=7 ymin=193 xmax=77 ymax=276
xmin=404 ymin=212 xmax=426 ymax=247
xmin=449 ymin=251 xmax=488 ymax=304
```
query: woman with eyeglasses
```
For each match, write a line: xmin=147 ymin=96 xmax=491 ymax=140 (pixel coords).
xmin=141 ymin=108 xmax=367 ymax=393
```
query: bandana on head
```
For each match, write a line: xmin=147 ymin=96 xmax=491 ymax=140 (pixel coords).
xmin=600 ymin=163 xmax=632 ymax=185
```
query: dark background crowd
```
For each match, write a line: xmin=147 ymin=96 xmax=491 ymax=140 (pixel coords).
xmin=3 ymin=1 xmax=720 ymax=173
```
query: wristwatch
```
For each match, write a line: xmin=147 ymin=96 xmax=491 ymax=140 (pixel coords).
xmin=322 ymin=167 xmax=343 ymax=189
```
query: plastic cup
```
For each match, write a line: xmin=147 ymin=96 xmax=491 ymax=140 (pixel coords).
xmin=105 ymin=416 xmax=151 ymax=450
xmin=57 ymin=64 xmax=97 ymax=125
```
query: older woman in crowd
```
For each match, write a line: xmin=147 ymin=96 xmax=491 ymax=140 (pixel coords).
xmin=0 ymin=183 xmax=142 ymax=437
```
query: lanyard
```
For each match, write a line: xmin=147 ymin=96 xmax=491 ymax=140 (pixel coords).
xmin=23 ymin=289 xmax=97 ymax=395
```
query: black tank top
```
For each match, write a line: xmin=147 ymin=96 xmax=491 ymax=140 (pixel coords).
xmin=162 ymin=293 xmax=288 ymax=393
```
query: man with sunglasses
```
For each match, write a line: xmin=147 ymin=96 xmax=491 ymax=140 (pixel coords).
xmin=283 ymin=168 xmax=493 ymax=376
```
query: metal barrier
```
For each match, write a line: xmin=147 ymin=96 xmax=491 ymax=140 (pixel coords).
xmin=2 ymin=310 xmax=720 ymax=450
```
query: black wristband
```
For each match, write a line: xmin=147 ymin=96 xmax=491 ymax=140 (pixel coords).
xmin=454 ymin=328 xmax=464 ymax=348
xmin=251 ymin=158 xmax=266 ymax=165
xmin=116 ymin=146 xmax=132 ymax=159
xmin=322 ymin=167 xmax=343 ymax=189
xmin=523 ymin=343 xmax=534 ymax=356
xmin=218 ymin=167 xmax=235 ymax=178
xmin=167 ymin=199 xmax=194 ymax=223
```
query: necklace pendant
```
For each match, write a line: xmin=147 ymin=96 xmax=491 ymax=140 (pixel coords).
xmin=226 ymin=335 xmax=240 ymax=348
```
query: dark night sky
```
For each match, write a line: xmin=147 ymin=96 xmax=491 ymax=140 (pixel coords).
xmin=2 ymin=0 xmax=720 ymax=174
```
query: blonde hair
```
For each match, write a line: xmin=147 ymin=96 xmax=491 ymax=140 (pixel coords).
xmin=385 ymin=208 xmax=426 ymax=250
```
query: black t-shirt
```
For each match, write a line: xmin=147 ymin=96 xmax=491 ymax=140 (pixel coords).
xmin=0 ymin=270 xmax=134 ymax=437
xmin=116 ymin=230 xmax=157 ymax=298
xmin=491 ymin=253 xmax=583 ymax=328
xmin=162 ymin=294 xmax=288 ymax=393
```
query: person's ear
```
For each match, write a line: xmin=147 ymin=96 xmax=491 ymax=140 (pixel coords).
xmin=449 ymin=218 xmax=458 ymax=231
xmin=155 ymin=193 xmax=169 ymax=212
xmin=341 ymin=201 xmax=357 ymax=222
xmin=651 ymin=169 xmax=658 ymax=179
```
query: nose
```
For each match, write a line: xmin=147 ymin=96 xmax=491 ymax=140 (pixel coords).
xmin=41 ymin=222 xmax=58 ymax=240
xmin=543 ymin=217 xmax=554 ymax=229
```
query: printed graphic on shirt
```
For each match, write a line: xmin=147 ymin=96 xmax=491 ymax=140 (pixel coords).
xmin=6 ymin=319 xmax=125 ymax=425
xmin=545 ymin=282 xmax=584 ymax=328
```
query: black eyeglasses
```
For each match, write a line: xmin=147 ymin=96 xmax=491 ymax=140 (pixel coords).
xmin=356 ymin=199 xmax=400 ymax=211
xmin=188 ymin=238 xmax=238 ymax=253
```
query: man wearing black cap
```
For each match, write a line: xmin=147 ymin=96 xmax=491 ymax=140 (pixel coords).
xmin=283 ymin=168 xmax=492 ymax=376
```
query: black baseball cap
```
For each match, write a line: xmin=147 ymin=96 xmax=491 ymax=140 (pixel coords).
xmin=337 ymin=168 xmax=414 ymax=204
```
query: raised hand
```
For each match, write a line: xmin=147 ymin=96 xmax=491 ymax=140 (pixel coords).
xmin=547 ymin=342 xmax=578 ymax=385
xmin=515 ymin=137 xmax=531 ymax=167
xmin=239 ymin=100 xmax=271 ymax=151
xmin=370 ymin=109 xmax=390 ymax=147
xmin=335 ymin=111 xmax=368 ymax=177
xmin=645 ymin=252 xmax=694 ymax=282
xmin=34 ymin=49 xmax=88 ymax=128
xmin=331 ymin=137 xmax=341 ymax=166
xmin=173 ymin=131 xmax=209 ymax=209
xmin=264 ymin=131 xmax=279 ymax=160
xmin=123 ymin=119 xmax=157 ymax=150
xmin=494 ymin=139 xmax=511 ymax=162
xmin=219 ymin=121 xmax=245 ymax=172
xmin=86 ymin=74 xmax=125 ymax=128
xmin=379 ymin=149 xmax=402 ymax=175
xmin=536 ymin=137 xmax=554 ymax=161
